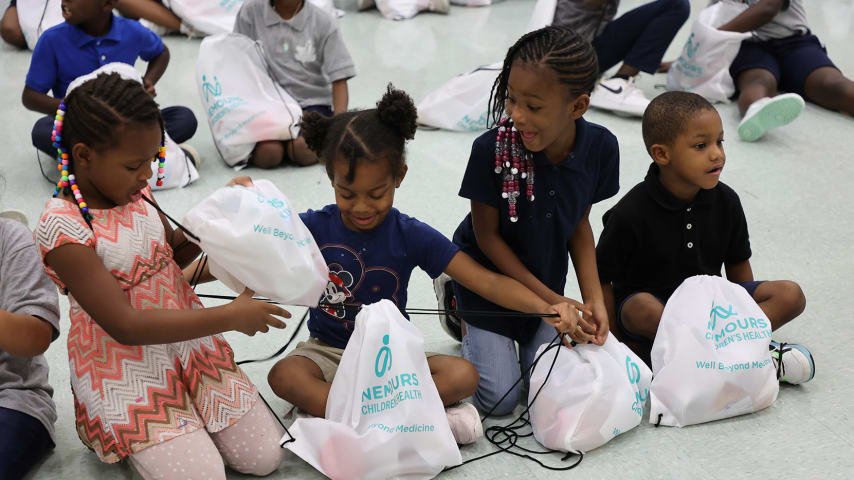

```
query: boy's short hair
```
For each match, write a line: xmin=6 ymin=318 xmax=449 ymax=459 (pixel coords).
xmin=642 ymin=91 xmax=716 ymax=153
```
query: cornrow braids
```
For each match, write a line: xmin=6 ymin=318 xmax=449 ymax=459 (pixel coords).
xmin=488 ymin=25 xmax=599 ymax=127
xmin=301 ymin=84 xmax=417 ymax=183
xmin=56 ymin=72 xmax=164 ymax=225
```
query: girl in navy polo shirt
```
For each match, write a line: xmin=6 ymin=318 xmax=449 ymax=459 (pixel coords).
xmin=224 ymin=85 xmax=581 ymax=446
xmin=444 ymin=25 xmax=620 ymax=416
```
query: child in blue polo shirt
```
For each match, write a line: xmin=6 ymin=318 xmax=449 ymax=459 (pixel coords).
xmin=596 ymin=91 xmax=815 ymax=384
xmin=22 ymin=0 xmax=198 ymax=160
xmin=439 ymin=26 xmax=619 ymax=416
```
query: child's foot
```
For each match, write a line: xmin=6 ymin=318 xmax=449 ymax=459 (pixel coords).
xmin=770 ymin=340 xmax=815 ymax=385
xmin=589 ymin=76 xmax=650 ymax=117
xmin=433 ymin=273 xmax=462 ymax=342
xmin=180 ymin=144 xmax=202 ymax=168
xmin=737 ymin=93 xmax=804 ymax=142
xmin=445 ymin=402 xmax=482 ymax=445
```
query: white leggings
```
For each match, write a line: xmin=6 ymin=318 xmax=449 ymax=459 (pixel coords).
xmin=129 ymin=400 xmax=286 ymax=479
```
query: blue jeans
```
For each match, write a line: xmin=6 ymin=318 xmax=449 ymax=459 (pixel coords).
xmin=32 ymin=105 xmax=198 ymax=158
xmin=462 ymin=319 xmax=560 ymax=416
xmin=0 ymin=407 xmax=54 ymax=479
xmin=593 ymin=0 xmax=690 ymax=74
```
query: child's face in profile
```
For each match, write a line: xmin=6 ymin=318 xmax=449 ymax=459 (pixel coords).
xmin=662 ymin=108 xmax=726 ymax=194
xmin=331 ymin=156 xmax=405 ymax=233
xmin=505 ymin=60 xmax=589 ymax=162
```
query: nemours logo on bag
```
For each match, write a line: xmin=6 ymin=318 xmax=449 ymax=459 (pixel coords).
xmin=706 ymin=302 xmax=771 ymax=350
xmin=626 ymin=356 xmax=648 ymax=417
xmin=200 ymin=73 xmax=258 ymax=140
xmin=361 ymin=334 xmax=434 ymax=433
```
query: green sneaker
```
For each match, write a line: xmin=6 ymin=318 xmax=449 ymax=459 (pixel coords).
xmin=770 ymin=340 xmax=815 ymax=385
xmin=738 ymin=93 xmax=805 ymax=142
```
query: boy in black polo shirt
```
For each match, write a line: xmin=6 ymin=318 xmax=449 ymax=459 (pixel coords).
xmin=596 ymin=91 xmax=815 ymax=384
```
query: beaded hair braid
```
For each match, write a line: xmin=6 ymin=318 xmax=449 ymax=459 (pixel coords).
xmin=53 ymin=73 xmax=165 ymax=226
xmin=487 ymin=26 xmax=599 ymax=221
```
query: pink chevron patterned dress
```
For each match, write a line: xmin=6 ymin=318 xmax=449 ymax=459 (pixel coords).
xmin=36 ymin=187 xmax=258 ymax=463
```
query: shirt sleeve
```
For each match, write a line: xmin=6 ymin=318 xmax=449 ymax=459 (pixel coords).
xmin=34 ymin=206 xmax=96 ymax=293
xmin=405 ymin=218 xmax=460 ymax=279
xmin=1 ymin=222 xmax=61 ymax=340
xmin=595 ymin=206 xmax=636 ymax=285
xmin=592 ymin=130 xmax=620 ymax=203
xmin=725 ymin=191 xmax=752 ymax=264
xmin=134 ymin=19 xmax=166 ymax=62
xmin=320 ymin=24 xmax=356 ymax=82
xmin=458 ymin=132 xmax=500 ymax=208
xmin=233 ymin=2 xmax=256 ymax=38
xmin=25 ymin=34 xmax=59 ymax=94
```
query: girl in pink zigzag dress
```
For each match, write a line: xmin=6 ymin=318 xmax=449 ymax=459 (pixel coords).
xmin=35 ymin=72 xmax=289 ymax=480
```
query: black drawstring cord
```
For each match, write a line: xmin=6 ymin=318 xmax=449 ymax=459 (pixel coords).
xmin=774 ymin=342 xmax=791 ymax=381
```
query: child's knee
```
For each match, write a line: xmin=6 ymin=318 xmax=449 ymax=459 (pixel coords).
xmin=252 ymin=141 xmax=285 ymax=169
xmin=621 ymin=293 xmax=663 ymax=336
xmin=267 ymin=357 xmax=297 ymax=396
xmin=776 ymin=280 xmax=806 ymax=316
xmin=448 ymin=358 xmax=480 ymax=398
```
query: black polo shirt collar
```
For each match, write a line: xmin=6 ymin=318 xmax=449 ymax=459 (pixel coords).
xmin=644 ymin=163 xmax=715 ymax=211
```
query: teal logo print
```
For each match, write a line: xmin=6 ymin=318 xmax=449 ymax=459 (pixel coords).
xmin=708 ymin=303 xmax=737 ymax=331
xmin=375 ymin=335 xmax=392 ymax=377
xmin=201 ymin=75 xmax=222 ymax=102
xmin=626 ymin=355 xmax=648 ymax=416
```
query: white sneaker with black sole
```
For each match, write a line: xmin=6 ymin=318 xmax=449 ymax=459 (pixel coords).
xmin=589 ymin=76 xmax=650 ymax=117
xmin=770 ymin=340 xmax=815 ymax=385
xmin=737 ymin=93 xmax=804 ymax=142
xmin=433 ymin=273 xmax=462 ymax=342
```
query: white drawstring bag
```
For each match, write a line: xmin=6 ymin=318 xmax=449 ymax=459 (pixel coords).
xmin=196 ymin=33 xmax=302 ymax=169
xmin=165 ymin=0 xmax=243 ymax=35
xmin=665 ymin=1 xmax=751 ymax=102
xmin=416 ymin=63 xmax=501 ymax=132
xmin=182 ymin=179 xmax=328 ymax=307
xmin=65 ymin=63 xmax=200 ymax=190
xmin=17 ymin=0 xmax=63 ymax=49
xmin=649 ymin=275 xmax=779 ymax=427
xmin=529 ymin=334 xmax=652 ymax=453
xmin=360 ymin=0 xmax=443 ymax=21
xmin=286 ymin=300 xmax=462 ymax=479
xmin=450 ymin=0 xmax=494 ymax=7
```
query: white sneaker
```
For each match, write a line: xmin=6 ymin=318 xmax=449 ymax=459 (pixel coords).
xmin=770 ymin=340 xmax=815 ymax=385
xmin=445 ymin=402 xmax=483 ymax=445
xmin=179 ymin=144 xmax=202 ymax=169
xmin=737 ymin=93 xmax=804 ymax=142
xmin=589 ymin=77 xmax=650 ymax=117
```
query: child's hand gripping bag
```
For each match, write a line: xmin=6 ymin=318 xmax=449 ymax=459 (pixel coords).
xmin=182 ymin=179 xmax=328 ymax=307
xmin=416 ymin=63 xmax=501 ymax=132
xmin=65 ymin=63 xmax=200 ymax=190
xmin=196 ymin=33 xmax=303 ymax=169
xmin=286 ymin=300 xmax=462 ymax=479
xmin=665 ymin=1 xmax=751 ymax=102
xmin=649 ymin=275 xmax=779 ymax=427
xmin=529 ymin=334 xmax=652 ymax=453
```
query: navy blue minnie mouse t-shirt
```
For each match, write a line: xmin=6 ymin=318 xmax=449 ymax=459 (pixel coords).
xmin=300 ymin=204 xmax=459 ymax=349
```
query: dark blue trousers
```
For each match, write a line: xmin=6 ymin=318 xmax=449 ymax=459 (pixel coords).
xmin=0 ymin=407 xmax=54 ymax=479
xmin=32 ymin=105 xmax=198 ymax=157
xmin=593 ymin=0 xmax=691 ymax=74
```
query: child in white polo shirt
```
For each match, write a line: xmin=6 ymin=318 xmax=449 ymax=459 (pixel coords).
xmin=235 ymin=0 xmax=355 ymax=168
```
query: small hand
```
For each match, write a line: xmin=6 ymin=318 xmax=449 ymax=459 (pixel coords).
xmin=227 ymin=289 xmax=291 ymax=336
xmin=657 ymin=61 xmax=674 ymax=74
xmin=584 ymin=300 xmax=610 ymax=346
xmin=227 ymin=176 xmax=254 ymax=188
xmin=544 ymin=299 xmax=595 ymax=345
xmin=143 ymin=78 xmax=157 ymax=97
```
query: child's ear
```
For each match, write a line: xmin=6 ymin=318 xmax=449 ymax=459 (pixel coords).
xmin=395 ymin=164 xmax=408 ymax=188
xmin=650 ymin=143 xmax=670 ymax=167
xmin=72 ymin=143 xmax=93 ymax=169
xmin=569 ymin=93 xmax=590 ymax=120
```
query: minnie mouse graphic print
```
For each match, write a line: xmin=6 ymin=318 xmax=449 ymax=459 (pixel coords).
xmin=299 ymin=205 xmax=459 ymax=349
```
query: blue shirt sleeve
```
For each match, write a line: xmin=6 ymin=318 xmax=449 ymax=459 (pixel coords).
xmin=593 ymin=129 xmax=620 ymax=203
xmin=26 ymin=33 xmax=59 ymax=94
xmin=133 ymin=20 xmax=165 ymax=62
xmin=403 ymin=217 xmax=460 ymax=279
xmin=458 ymin=131 xmax=500 ymax=208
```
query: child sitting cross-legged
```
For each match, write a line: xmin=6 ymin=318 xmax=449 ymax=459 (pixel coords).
xmin=596 ymin=91 xmax=815 ymax=384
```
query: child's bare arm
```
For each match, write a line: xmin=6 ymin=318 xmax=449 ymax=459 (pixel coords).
xmin=470 ymin=200 xmax=563 ymax=304
xmin=719 ymin=0 xmax=787 ymax=33
xmin=0 ymin=311 xmax=53 ymax=357
xmin=332 ymin=79 xmax=348 ymax=115
xmin=568 ymin=206 xmax=608 ymax=345
xmin=142 ymin=46 xmax=170 ymax=94
xmin=725 ymin=259 xmax=754 ymax=284
xmin=22 ymin=86 xmax=61 ymax=115
xmin=601 ymin=282 xmax=616 ymax=329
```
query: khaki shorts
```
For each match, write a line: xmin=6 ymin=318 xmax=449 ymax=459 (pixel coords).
xmin=287 ymin=338 xmax=440 ymax=384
